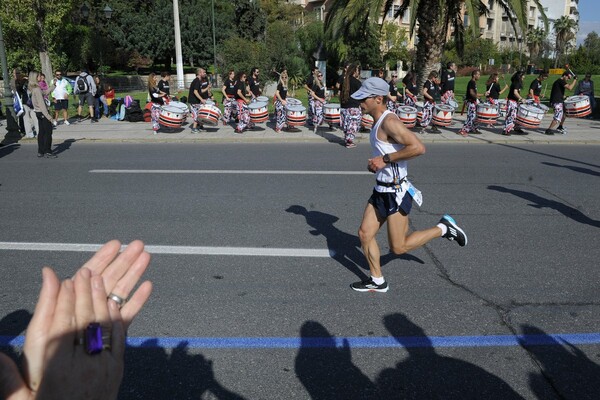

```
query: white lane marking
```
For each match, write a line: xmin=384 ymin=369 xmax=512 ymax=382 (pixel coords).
xmin=89 ymin=169 xmax=371 ymax=175
xmin=0 ymin=242 xmax=334 ymax=258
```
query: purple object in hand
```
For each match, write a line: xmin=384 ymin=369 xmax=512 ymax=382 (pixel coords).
xmin=85 ymin=323 xmax=103 ymax=355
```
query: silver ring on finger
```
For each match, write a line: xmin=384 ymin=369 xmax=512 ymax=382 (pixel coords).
xmin=107 ymin=292 xmax=127 ymax=308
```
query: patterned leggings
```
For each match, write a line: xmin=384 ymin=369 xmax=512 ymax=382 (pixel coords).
xmin=404 ymin=95 xmax=416 ymax=107
xmin=387 ymin=100 xmax=399 ymax=115
xmin=341 ymin=107 xmax=361 ymax=144
xmin=151 ymin=104 xmax=161 ymax=131
xmin=461 ymin=101 xmax=478 ymax=132
xmin=421 ymin=102 xmax=434 ymax=127
xmin=504 ymin=100 xmax=518 ymax=133
xmin=552 ymin=102 xmax=564 ymax=122
xmin=223 ymin=97 xmax=237 ymax=123
xmin=312 ymin=99 xmax=324 ymax=126
xmin=236 ymin=100 xmax=251 ymax=131
xmin=307 ymin=97 xmax=314 ymax=122
xmin=275 ymin=100 xmax=286 ymax=130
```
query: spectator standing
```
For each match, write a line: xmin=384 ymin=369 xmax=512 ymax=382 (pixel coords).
xmin=575 ymin=73 xmax=595 ymax=119
xmin=74 ymin=69 xmax=97 ymax=122
xmin=29 ymin=71 xmax=55 ymax=158
xmin=51 ymin=69 xmax=72 ymax=126
xmin=148 ymin=72 xmax=167 ymax=133
xmin=94 ymin=75 xmax=108 ymax=119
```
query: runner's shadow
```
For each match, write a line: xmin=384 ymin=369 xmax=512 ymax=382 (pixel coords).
xmin=375 ymin=313 xmax=524 ymax=399
xmin=488 ymin=185 xmax=600 ymax=228
xmin=121 ymin=340 xmax=247 ymax=399
xmin=0 ymin=143 xmax=20 ymax=159
xmin=53 ymin=139 xmax=77 ymax=155
xmin=541 ymin=161 xmax=600 ymax=177
xmin=286 ymin=205 xmax=423 ymax=280
xmin=295 ymin=321 xmax=379 ymax=399
xmin=520 ymin=325 xmax=600 ymax=400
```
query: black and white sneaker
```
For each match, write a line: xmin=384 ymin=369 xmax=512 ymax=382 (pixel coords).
xmin=351 ymin=279 xmax=389 ymax=293
xmin=439 ymin=214 xmax=467 ymax=246
xmin=557 ymin=126 xmax=567 ymax=135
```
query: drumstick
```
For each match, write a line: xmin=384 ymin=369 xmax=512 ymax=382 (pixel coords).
xmin=565 ymin=64 xmax=577 ymax=79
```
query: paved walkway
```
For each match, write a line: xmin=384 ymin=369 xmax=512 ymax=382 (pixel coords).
xmin=11 ymin=113 xmax=600 ymax=145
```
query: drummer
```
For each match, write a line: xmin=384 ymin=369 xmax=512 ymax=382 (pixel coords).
xmin=248 ymin=67 xmax=261 ymax=101
xmin=386 ymin=73 xmax=401 ymax=115
xmin=188 ymin=67 xmax=212 ymax=133
xmin=274 ymin=69 xmax=289 ymax=133
xmin=528 ymin=72 xmax=548 ymax=105
xmin=402 ymin=71 xmax=418 ymax=107
xmin=311 ymin=70 xmax=327 ymax=133
xmin=221 ymin=70 xmax=237 ymax=125
xmin=339 ymin=63 xmax=362 ymax=148
xmin=502 ymin=71 xmax=526 ymax=136
xmin=420 ymin=71 xmax=441 ymax=134
xmin=440 ymin=62 xmax=457 ymax=106
xmin=458 ymin=69 xmax=485 ymax=136
xmin=148 ymin=72 xmax=168 ymax=134
xmin=234 ymin=71 xmax=252 ymax=134
xmin=545 ymin=71 xmax=578 ymax=135
xmin=304 ymin=66 xmax=319 ymax=127
xmin=485 ymin=73 xmax=508 ymax=105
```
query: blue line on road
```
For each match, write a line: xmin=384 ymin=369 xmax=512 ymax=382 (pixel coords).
xmin=2 ymin=333 xmax=600 ymax=349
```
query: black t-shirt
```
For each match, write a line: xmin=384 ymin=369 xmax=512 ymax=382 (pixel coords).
xmin=188 ymin=78 xmax=201 ymax=104
xmin=423 ymin=79 xmax=440 ymax=102
xmin=200 ymin=77 xmax=211 ymax=99
xmin=248 ymin=76 xmax=261 ymax=97
xmin=550 ymin=79 xmax=566 ymax=104
xmin=312 ymin=81 xmax=326 ymax=99
xmin=440 ymin=69 xmax=456 ymax=94
xmin=466 ymin=79 xmax=478 ymax=102
xmin=529 ymin=79 xmax=543 ymax=96
xmin=234 ymin=81 xmax=247 ymax=101
xmin=403 ymin=79 xmax=417 ymax=98
xmin=507 ymin=81 xmax=522 ymax=101
xmin=158 ymin=79 xmax=170 ymax=96
xmin=149 ymin=87 xmax=164 ymax=105
xmin=306 ymin=74 xmax=315 ymax=89
xmin=340 ymin=76 xmax=362 ymax=108
xmin=488 ymin=82 xmax=501 ymax=100
xmin=223 ymin=78 xmax=237 ymax=96
xmin=389 ymin=80 xmax=398 ymax=97
xmin=277 ymin=82 xmax=287 ymax=100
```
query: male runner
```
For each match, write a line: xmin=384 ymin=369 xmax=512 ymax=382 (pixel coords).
xmin=349 ymin=78 xmax=467 ymax=292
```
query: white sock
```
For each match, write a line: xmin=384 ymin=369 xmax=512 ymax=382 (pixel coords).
xmin=437 ymin=223 xmax=447 ymax=236
xmin=372 ymin=276 xmax=385 ymax=285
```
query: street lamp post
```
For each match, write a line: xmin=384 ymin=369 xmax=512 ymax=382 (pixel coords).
xmin=173 ymin=0 xmax=184 ymax=90
xmin=0 ymin=17 xmax=21 ymax=144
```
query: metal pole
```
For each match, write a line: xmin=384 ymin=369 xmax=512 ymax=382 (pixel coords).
xmin=173 ymin=0 xmax=185 ymax=90
xmin=0 ymin=16 xmax=21 ymax=144
xmin=212 ymin=0 xmax=217 ymax=79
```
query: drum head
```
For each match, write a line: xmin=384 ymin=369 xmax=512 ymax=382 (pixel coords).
xmin=436 ymin=104 xmax=454 ymax=112
xmin=325 ymin=103 xmax=340 ymax=109
xmin=287 ymin=105 xmax=306 ymax=112
xmin=566 ymin=95 xmax=588 ymax=103
xmin=448 ymin=99 xmax=459 ymax=109
xmin=248 ymin=101 xmax=267 ymax=109
xmin=287 ymin=98 xmax=302 ymax=106
xmin=161 ymin=105 xmax=182 ymax=113
xmin=398 ymin=106 xmax=417 ymax=113
xmin=256 ymin=96 xmax=269 ymax=103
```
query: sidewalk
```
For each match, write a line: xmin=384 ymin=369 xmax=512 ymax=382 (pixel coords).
xmin=14 ymin=113 xmax=600 ymax=145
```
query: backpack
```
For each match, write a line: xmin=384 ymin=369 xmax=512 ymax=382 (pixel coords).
xmin=76 ymin=75 xmax=89 ymax=94
xmin=125 ymin=100 xmax=145 ymax=122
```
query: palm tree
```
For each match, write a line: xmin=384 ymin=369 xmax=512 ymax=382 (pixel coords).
xmin=526 ymin=26 xmax=546 ymax=63
xmin=325 ymin=0 xmax=547 ymax=88
xmin=553 ymin=15 xmax=577 ymax=68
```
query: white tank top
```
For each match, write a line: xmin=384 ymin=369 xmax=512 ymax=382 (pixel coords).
xmin=370 ymin=110 xmax=408 ymax=193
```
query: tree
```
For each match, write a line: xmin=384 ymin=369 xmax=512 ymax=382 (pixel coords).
xmin=325 ymin=0 xmax=547 ymax=88
xmin=553 ymin=15 xmax=577 ymax=68
xmin=526 ymin=26 xmax=546 ymax=63
xmin=381 ymin=22 xmax=410 ymax=70
xmin=233 ymin=0 xmax=266 ymax=41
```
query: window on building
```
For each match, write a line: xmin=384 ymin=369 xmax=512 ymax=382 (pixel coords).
xmin=387 ymin=4 xmax=400 ymax=19
xmin=487 ymin=18 xmax=494 ymax=30
xmin=464 ymin=14 xmax=469 ymax=27
xmin=529 ymin=6 xmax=535 ymax=18
xmin=489 ymin=0 xmax=494 ymax=10
xmin=402 ymin=8 xmax=409 ymax=24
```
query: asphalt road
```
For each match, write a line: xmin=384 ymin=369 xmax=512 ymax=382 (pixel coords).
xmin=1 ymin=142 xmax=599 ymax=399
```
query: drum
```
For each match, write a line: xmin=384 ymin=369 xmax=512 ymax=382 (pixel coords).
xmin=497 ymin=99 xmax=508 ymax=117
xmin=516 ymin=104 xmax=545 ymax=128
xmin=324 ymin=103 xmax=341 ymax=124
xmin=447 ymin=98 xmax=459 ymax=110
xmin=169 ymin=101 xmax=189 ymax=115
xmin=286 ymin=105 xmax=306 ymax=127
xmin=564 ymin=95 xmax=592 ymax=118
xmin=159 ymin=105 xmax=185 ymax=128
xmin=286 ymin=98 xmax=302 ymax=107
xmin=397 ymin=105 xmax=417 ymax=128
xmin=197 ymin=104 xmax=222 ymax=126
xmin=415 ymin=101 xmax=424 ymax=123
xmin=536 ymin=103 xmax=550 ymax=113
xmin=475 ymin=102 xmax=499 ymax=125
xmin=248 ymin=101 xmax=269 ymax=123
xmin=256 ymin=96 xmax=269 ymax=103
xmin=432 ymin=104 xmax=454 ymax=127
xmin=361 ymin=113 xmax=374 ymax=129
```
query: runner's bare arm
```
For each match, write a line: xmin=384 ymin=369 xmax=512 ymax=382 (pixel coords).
xmin=368 ymin=117 xmax=425 ymax=172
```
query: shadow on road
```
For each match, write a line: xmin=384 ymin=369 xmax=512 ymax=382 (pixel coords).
xmin=53 ymin=139 xmax=77 ymax=155
xmin=541 ymin=161 xmax=600 ymax=177
xmin=286 ymin=205 xmax=424 ymax=281
xmin=0 ymin=143 xmax=20 ymax=159
xmin=488 ymin=185 xmax=600 ymax=228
